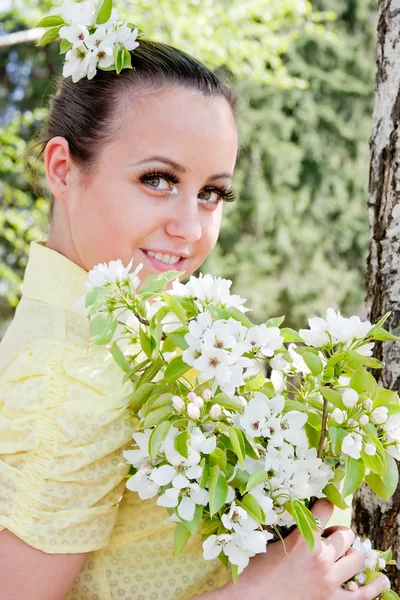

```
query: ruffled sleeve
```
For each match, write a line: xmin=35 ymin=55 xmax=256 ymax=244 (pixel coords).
xmin=0 ymin=338 xmax=134 ymax=554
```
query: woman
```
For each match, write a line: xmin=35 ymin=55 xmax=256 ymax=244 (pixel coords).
xmin=0 ymin=37 xmax=389 ymax=600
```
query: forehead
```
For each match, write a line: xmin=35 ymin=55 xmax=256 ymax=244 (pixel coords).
xmin=111 ymin=88 xmax=238 ymax=171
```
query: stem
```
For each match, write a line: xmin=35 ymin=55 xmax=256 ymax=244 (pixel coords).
xmin=317 ymin=391 xmax=329 ymax=459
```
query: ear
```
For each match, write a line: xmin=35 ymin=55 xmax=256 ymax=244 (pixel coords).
xmin=44 ymin=136 xmax=73 ymax=205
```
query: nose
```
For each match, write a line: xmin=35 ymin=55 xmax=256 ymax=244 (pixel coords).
xmin=165 ymin=199 xmax=202 ymax=243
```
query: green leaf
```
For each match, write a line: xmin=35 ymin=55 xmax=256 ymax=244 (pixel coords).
xmin=280 ymin=327 xmax=304 ymax=343
xmin=139 ymin=271 xmax=183 ymax=298
xmin=161 ymin=292 xmax=187 ymax=325
xmin=111 ymin=341 xmax=130 ymax=373
xmin=227 ymin=306 xmax=253 ymax=326
xmin=342 ymin=457 xmax=365 ymax=497
xmin=209 ymin=448 xmax=227 ymax=472
xmin=328 ymin=426 xmax=347 ymax=454
xmin=59 ymin=38 xmax=73 ymax=54
xmin=148 ymin=421 xmax=172 ymax=461
xmin=199 ymin=458 xmax=209 ymax=488
xmin=322 ymin=483 xmax=349 ymax=510
xmin=266 ymin=315 xmax=285 ymax=328
xmin=36 ymin=25 xmax=62 ymax=45
xmin=36 ymin=15 xmax=65 ymax=27
xmin=122 ymin=47 xmax=133 ymax=69
xmin=366 ymin=453 xmax=399 ymax=501
xmin=350 ymin=367 xmax=378 ymax=398
xmin=164 ymin=355 xmax=191 ymax=382
xmin=228 ymin=427 xmax=246 ymax=468
xmin=381 ymin=591 xmax=399 ymax=600
xmin=166 ymin=329 xmax=189 ymax=351
xmin=90 ymin=313 xmax=117 ymax=345
xmin=240 ymin=494 xmax=266 ymax=525
xmin=361 ymin=435 xmax=386 ymax=476
xmin=142 ymin=392 xmax=172 ymax=417
xmin=139 ymin=327 xmax=152 ymax=358
xmin=173 ymin=522 xmax=191 ymax=558
xmin=285 ymin=500 xmax=315 ymax=552
xmin=371 ymin=326 xmax=399 ymax=342
xmin=174 ymin=430 xmax=190 ymax=459
xmin=244 ymin=470 xmax=269 ymax=494
xmin=231 ymin=563 xmax=240 ymax=584
xmin=242 ymin=371 xmax=265 ymax=392
xmin=208 ymin=465 xmax=228 ymax=517
xmin=94 ymin=0 xmax=112 ymax=24
xmin=143 ymin=406 xmax=173 ymax=429
xmin=243 ymin=436 xmax=260 ymax=460
xmin=302 ymin=351 xmax=324 ymax=375
xmin=129 ymin=382 xmax=156 ymax=412
xmin=213 ymin=393 xmax=245 ymax=413
xmin=321 ymin=387 xmax=345 ymax=410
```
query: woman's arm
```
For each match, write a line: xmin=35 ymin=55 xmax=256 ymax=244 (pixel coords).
xmin=0 ymin=529 xmax=88 ymax=600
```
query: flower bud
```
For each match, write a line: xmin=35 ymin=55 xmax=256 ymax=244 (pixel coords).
xmin=187 ymin=402 xmax=200 ymax=419
xmin=363 ymin=398 xmax=373 ymax=411
xmin=355 ymin=573 xmax=367 ymax=585
xmin=347 ymin=581 xmax=358 ymax=592
xmin=378 ymin=558 xmax=386 ymax=570
xmin=348 ymin=418 xmax=358 ymax=427
xmin=371 ymin=406 xmax=389 ymax=425
xmin=332 ymin=408 xmax=345 ymax=425
xmin=188 ymin=391 xmax=197 ymax=402
xmin=193 ymin=395 xmax=204 ymax=408
xmin=172 ymin=395 xmax=185 ymax=411
xmin=364 ymin=442 xmax=376 ymax=456
xmin=210 ymin=404 xmax=222 ymax=419
xmin=359 ymin=415 xmax=369 ymax=426
xmin=342 ymin=388 xmax=359 ymax=408
xmin=338 ymin=375 xmax=351 ymax=387
xmin=202 ymin=389 xmax=212 ymax=401
xmin=237 ymin=395 xmax=247 ymax=407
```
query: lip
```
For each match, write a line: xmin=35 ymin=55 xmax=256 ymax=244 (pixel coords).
xmin=140 ymin=249 xmax=188 ymax=273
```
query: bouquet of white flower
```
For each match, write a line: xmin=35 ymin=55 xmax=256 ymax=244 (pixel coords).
xmin=81 ymin=258 xmax=400 ymax=597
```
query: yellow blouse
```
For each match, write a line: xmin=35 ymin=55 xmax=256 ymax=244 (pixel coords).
xmin=0 ymin=241 xmax=230 ymax=600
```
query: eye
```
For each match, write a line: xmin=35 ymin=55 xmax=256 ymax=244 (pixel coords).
xmin=142 ymin=175 xmax=174 ymax=191
xmin=198 ymin=189 xmax=221 ymax=205
xmin=138 ymin=170 xmax=179 ymax=194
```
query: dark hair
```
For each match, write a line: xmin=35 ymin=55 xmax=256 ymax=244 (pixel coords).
xmin=27 ymin=39 xmax=239 ymax=213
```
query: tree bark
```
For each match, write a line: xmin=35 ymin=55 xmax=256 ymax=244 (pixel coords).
xmin=352 ymin=0 xmax=400 ymax=591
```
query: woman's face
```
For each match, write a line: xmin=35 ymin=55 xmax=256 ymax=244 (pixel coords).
xmin=49 ymin=87 xmax=238 ymax=280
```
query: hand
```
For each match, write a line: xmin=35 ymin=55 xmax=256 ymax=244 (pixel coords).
xmin=223 ymin=499 xmax=389 ymax=600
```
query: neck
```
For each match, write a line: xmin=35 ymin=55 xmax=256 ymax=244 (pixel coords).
xmin=46 ymin=202 xmax=85 ymax=270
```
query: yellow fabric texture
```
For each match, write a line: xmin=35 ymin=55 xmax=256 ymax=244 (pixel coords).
xmin=0 ymin=241 xmax=231 ymax=599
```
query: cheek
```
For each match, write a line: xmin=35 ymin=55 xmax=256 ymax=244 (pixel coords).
xmin=195 ymin=208 xmax=223 ymax=260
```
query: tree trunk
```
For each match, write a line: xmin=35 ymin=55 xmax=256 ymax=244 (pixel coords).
xmin=352 ymin=0 xmax=400 ymax=591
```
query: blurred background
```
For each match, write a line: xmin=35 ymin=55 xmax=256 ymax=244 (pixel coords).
xmin=0 ymin=0 xmax=377 ymax=339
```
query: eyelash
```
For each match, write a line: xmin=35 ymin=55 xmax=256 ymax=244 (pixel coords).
xmin=137 ymin=168 xmax=237 ymax=204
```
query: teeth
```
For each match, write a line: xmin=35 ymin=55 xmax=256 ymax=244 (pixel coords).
xmin=146 ymin=250 xmax=181 ymax=265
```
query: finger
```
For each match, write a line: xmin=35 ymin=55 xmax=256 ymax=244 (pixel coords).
xmin=332 ymin=547 xmax=365 ymax=584
xmin=310 ymin=498 xmax=335 ymax=532
xmin=322 ymin=526 xmax=355 ymax=561
xmin=337 ymin=575 xmax=390 ymax=600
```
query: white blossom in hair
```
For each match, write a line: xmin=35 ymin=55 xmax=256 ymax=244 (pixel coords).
xmin=35 ymin=0 xmax=142 ymax=83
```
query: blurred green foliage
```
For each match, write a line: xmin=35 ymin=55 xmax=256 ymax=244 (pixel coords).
xmin=0 ymin=0 xmax=376 ymax=327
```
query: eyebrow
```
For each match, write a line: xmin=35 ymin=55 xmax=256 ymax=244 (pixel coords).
xmin=132 ymin=155 xmax=233 ymax=182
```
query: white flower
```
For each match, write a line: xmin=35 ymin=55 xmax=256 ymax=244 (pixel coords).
xmin=270 ymin=354 xmax=288 ymax=371
xmin=245 ymin=325 xmax=283 ymax=357
xmin=248 ymin=487 xmax=278 ymax=525
xmin=163 ymin=426 xmax=201 ymax=467
xmin=353 ymin=537 xmax=379 ymax=571
xmin=355 ymin=342 xmax=375 ymax=357
xmin=221 ymin=502 xmax=259 ymax=535
xmin=172 ymin=273 xmax=249 ymax=313
xmin=383 ymin=414 xmax=400 ymax=441
xmin=299 ymin=308 xmax=372 ymax=347
xmin=363 ymin=398 xmax=373 ymax=410
xmin=280 ymin=411 xmax=308 ymax=446
xmin=203 ymin=534 xmax=231 ymax=560
xmin=342 ymin=432 xmax=363 ymax=460
xmin=157 ymin=481 xmax=208 ymax=520
xmin=126 ymin=465 xmax=159 ymax=499
xmin=116 ymin=23 xmax=140 ymax=51
xmin=371 ymin=406 xmax=389 ymax=425
xmin=332 ymin=408 xmax=345 ymax=425
xmin=85 ymin=258 xmax=142 ymax=289
xmin=123 ymin=430 xmax=151 ymax=467
xmin=386 ymin=441 xmax=400 ymax=460
xmin=190 ymin=427 xmax=217 ymax=454
xmin=59 ymin=23 xmax=90 ymax=46
xmin=63 ymin=44 xmax=93 ymax=83
xmin=60 ymin=0 xmax=96 ymax=26
xmin=342 ymin=388 xmax=359 ymax=408
xmin=359 ymin=415 xmax=369 ymax=426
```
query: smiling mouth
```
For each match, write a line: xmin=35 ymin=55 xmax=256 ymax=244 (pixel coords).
xmin=140 ymin=249 xmax=188 ymax=271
